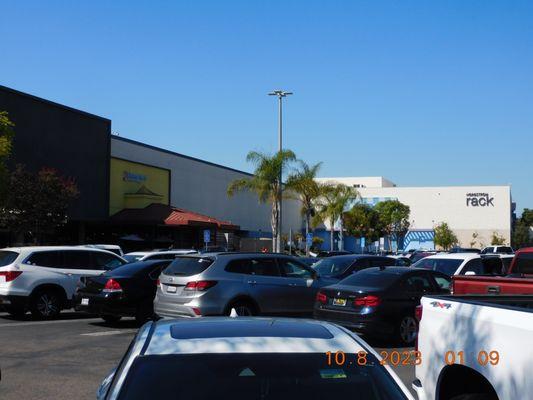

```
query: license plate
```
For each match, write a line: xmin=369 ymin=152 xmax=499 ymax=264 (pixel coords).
xmin=333 ymin=298 xmax=347 ymax=306
xmin=167 ymin=285 xmax=177 ymax=293
xmin=81 ymin=298 xmax=89 ymax=306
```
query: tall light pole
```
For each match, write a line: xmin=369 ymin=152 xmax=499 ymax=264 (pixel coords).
xmin=268 ymin=90 xmax=292 ymax=253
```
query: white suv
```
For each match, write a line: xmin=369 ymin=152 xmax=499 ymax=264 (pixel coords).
xmin=0 ymin=246 xmax=127 ymax=319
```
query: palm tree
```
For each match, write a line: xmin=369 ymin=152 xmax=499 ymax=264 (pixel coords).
xmin=285 ymin=161 xmax=323 ymax=256
xmin=314 ymin=183 xmax=359 ymax=251
xmin=227 ymin=150 xmax=296 ymax=252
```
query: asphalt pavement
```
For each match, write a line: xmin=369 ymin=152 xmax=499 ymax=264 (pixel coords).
xmin=0 ymin=311 xmax=417 ymax=399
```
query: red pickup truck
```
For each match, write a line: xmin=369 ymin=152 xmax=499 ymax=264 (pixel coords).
xmin=452 ymin=247 xmax=533 ymax=294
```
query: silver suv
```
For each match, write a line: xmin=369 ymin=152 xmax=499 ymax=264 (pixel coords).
xmin=154 ymin=253 xmax=327 ymax=318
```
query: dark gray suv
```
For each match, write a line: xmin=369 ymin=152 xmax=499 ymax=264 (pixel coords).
xmin=154 ymin=253 xmax=328 ymax=318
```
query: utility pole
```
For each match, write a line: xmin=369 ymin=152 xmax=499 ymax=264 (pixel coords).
xmin=268 ymin=90 xmax=292 ymax=252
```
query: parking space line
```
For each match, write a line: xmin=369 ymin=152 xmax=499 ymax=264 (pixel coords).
xmin=0 ymin=318 xmax=102 ymax=328
xmin=81 ymin=329 xmax=138 ymax=337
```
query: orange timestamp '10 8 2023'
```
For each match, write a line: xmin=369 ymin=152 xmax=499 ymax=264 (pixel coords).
xmin=326 ymin=350 xmax=500 ymax=367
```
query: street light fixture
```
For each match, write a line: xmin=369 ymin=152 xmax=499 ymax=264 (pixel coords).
xmin=268 ymin=90 xmax=292 ymax=253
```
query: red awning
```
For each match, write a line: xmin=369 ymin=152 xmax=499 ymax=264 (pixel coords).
xmin=110 ymin=203 xmax=239 ymax=230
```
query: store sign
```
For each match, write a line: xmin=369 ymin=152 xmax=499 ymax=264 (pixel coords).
xmin=466 ymin=193 xmax=494 ymax=207
xmin=123 ymin=171 xmax=147 ymax=183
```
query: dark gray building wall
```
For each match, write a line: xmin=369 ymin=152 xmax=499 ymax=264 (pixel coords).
xmin=0 ymin=85 xmax=110 ymax=221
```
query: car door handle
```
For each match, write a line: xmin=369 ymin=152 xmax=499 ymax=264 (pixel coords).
xmin=487 ymin=286 xmax=500 ymax=294
xmin=247 ymin=280 xmax=257 ymax=285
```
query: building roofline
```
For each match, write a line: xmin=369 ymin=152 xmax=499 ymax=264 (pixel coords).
xmin=112 ymin=136 xmax=253 ymax=177
xmin=0 ymin=84 xmax=111 ymax=123
xmin=357 ymin=184 xmax=512 ymax=189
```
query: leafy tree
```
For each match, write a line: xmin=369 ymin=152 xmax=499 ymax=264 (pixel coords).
xmin=314 ymin=184 xmax=359 ymax=251
xmin=433 ymin=222 xmax=458 ymax=251
xmin=0 ymin=165 xmax=79 ymax=243
xmin=469 ymin=231 xmax=479 ymax=248
xmin=343 ymin=203 xmax=382 ymax=245
xmin=285 ymin=161 xmax=323 ymax=255
xmin=374 ymin=200 xmax=410 ymax=251
xmin=512 ymin=208 xmax=533 ymax=249
xmin=227 ymin=150 xmax=296 ymax=253
xmin=490 ymin=232 xmax=507 ymax=246
xmin=311 ymin=236 xmax=324 ymax=251
xmin=0 ymin=111 xmax=15 ymax=204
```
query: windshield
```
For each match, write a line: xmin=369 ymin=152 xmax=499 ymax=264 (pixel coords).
xmin=412 ymin=258 xmax=463 ymax=275
xmin=117 ymin=353 xmax=408 ymax=400
xmin=0 ymin=251 xmax=19 ymax=267
xmin=312 ymin=257 xmax=355 ymax=277
xmin=123 ymin=255 xmax=143 ymax=263
xmin=163 ymin=256 xmax=214 ymax=276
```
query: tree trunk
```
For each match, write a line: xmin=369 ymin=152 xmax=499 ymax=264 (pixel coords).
xmin=330 ymin=214 xmax=335 ymax=251
xmin=305 ymin=213 xmax=310 ymax=256
xmin=271 ymin=202 xmax=279 ymax=253
xmin=339 ymin=218 xmax=344 ymax=251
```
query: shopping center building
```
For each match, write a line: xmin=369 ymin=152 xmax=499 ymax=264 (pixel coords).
xmin=315 ymin=177 xmax=514 ymax=251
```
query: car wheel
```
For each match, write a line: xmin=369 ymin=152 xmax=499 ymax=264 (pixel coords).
xmin=30 ymin=290 xmax=62 ymax=319
xmin=5 ymin=305 xmax=26 ymax=318
xmin=227 ymin=301 xmax=255 ymax=316
xmin=101 ymin=314 xmax=122 ymax=323
xmin=396 ymin=315 xmax=418 ymax=346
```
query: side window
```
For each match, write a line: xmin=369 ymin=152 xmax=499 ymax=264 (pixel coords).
xmin=148 ymin=262 xmax=171 ymax=280
xmin=93 ymin=252 xmax=125 ymax=270
xmin=433 ymin=275 xmax=452 ymax=291
xmin=370 ymin=257 xmax=396 ymax=267
xmin=461 ymin=258 xmax=484 ymax=275
xmin=403 ymin=274 xmax=432 ymax=293
xmin=278 ymin=259 xmax=313 ymax=279
xmin=225 ymin=259 xmax=251 ymax=275
xmin=249 ymin=258 xmax=280 ymax=277
xmin=353 ymin=258 xmax=371 ymax=271
xmin=25 ymin=251 xmax=61 ymax=267
xmin=62 ymin=250 xmax=93 ymax=270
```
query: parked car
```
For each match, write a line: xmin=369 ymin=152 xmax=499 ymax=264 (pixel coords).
xmin=480 ymin=245 xmax=514 ymax=254
xmin=448 ymin=247 xmax=481 ymax=254
xmin=311 ymin=255 xmax=399 ymax=282
xmin=298 ymin=256 xmax=319 ymax=267
xmin=388 ymin=255 xmax=412 ymax=266
xmin=123 ymin=249 xmax=197 ymax=263
xmin=409 ymin=251 xmax=437 ymax=263
xmin=411 ymin=253 xmax=491 ymax=276
xmin=74 ymin=259 xmax=172 ymax=323
xmin=154 ymin=253 xmax=327 ymax=318
xmin=80 ymin=244 xmax=124 ymax=256
xmin=414 ymin=294 xmax=533 ymax=400
xmin=97 ymin=317 xmax=415 ymax=400
xmin=313 ymin=267 xmax=451 ymax=345
xmin=0 ymin=246 xmax=127 ymax=319
xmin=316 ymin=250 xmax=352 ymax=257
xmin=453 ymin=247 xmax=533 ymax=295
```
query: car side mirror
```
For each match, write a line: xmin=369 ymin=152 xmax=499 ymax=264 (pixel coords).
xmin=464 ymin=271 xmax=476 ymax=276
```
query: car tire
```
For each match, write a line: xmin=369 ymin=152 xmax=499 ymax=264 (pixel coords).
xmin=30 ymin=289 xmax=62 ymax=320
xmin=135 ymin=301 xmax=154 ymax=325
xmin=396 ymin=315 xmax=418 ymax=346
xmin=227 ymin=301 xmax=255 ymax=316
xmin=5 ymin=305 xmax=26 ymax=318
xmin=101 ymin=314 xmax=122 ymax=323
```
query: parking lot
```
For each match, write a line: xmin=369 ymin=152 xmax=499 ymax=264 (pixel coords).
xmin=0 ymin=310 xmax=416 ymax=400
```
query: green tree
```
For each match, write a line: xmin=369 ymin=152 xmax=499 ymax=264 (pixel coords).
xmin=434 ymin=222 xmax=458 ymax=251
xmin=490 ymin=232 xmax=507 ymax=246
xmin=0 ymin=165 xmax=79 ymax=243
xmin=343 ymin=203 xmax=382 ymax=248
xmin=374 ymin=200 xmax=410 ymax=251
xmin=512 ymin=208 xmax=533 ymax=249
xmin=227 ymin=150 xmax=296 ymax=252
xmin=0 ymin=111 xmax=15 ymax=204
xmin=285 ymin=161 xmax=323 ymax=255
xmin=314 ymin=184 xmax=359 ymax=251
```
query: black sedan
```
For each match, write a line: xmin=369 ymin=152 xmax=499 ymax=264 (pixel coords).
xmin=313 ymin=267 xmax=451 ymax=346
xmin=74 ymin=260 xmax=172 ymax=324
xmin=312 ymin=254 xmax=399 ymax=283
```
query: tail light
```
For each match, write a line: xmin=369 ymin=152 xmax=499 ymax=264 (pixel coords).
xmin=184 ymin=280 xmax=217 ymax=291
xmin=103 ymin=279 xmax=122 ymax=293
xmin=415 ymin=304 xmax=423 ymax=321
xmin=156 ymin=279 xmax=160 ymax=287
xmin=354 ymin=295 xmax=381 ymax=307
xmin=0 ymin=271 xmax=23 ymax=282
xmin=316 ymin=291 xmax=327 ymax=304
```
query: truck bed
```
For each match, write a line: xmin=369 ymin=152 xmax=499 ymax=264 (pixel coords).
xmin=452 ymin=275 xmax=533 ymax=294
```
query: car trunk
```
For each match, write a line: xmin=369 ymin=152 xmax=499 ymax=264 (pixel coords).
xmin=319 ymin=284 xmax=382 ymax=312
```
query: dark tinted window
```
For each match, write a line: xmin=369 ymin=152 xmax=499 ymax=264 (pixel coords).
xmin=61 ymin=250 xmax=93 ymax=270
xmin=163 ymin=257 xmax=214 ymax=276
xmin=402 ymin=274 xmax=432 ymax=292
xmin=339 ymin=270 xmax=399 ymax=288
xmin=249 ymin=258 xmax=280 ymax=277
xmin=116 ymin=353 xmax=409 ymax=400
xmin=433 ymin=275 xmax=452 ymax=290
xmin=124 ymin=255 xmax=144 ymax=263
xmin=25 ymin=251 xmax=61 ymax=267
xmin=412 ymin=258 xmax=463 ymax=276
xmin=225 ymin=259 xmax=251 ymax=274
xmin=278 ymin=259 xmax=313 ymax=279
xmin=145 ymin=253 xmax=176 ymax=260
xmin=369 ymin=257 xmax=396 ymax=268
xmin=514 ymin=253 xmax=533 ymax=275
xmin=498 ymin=247 xmax=513 ymax=254
xmin=312 ymin=257 xmax=355 ymax=277
xmin=461 ymin=258 xmax=484 ymax=275
xmin=93 ymin=252 xmax=126 ymax=270
xmin=0 ymin=251 xmax=18 ymax=266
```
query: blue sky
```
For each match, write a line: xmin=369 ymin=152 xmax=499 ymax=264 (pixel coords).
xmin=1 ymin=1 xmax=532 ymax=214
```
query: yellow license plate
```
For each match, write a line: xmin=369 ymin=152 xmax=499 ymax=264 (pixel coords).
xmin=333 ymin=298 xmax=347 ymax=306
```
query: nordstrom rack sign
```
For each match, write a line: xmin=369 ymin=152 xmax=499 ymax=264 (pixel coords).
xmin=466 ymin=193 xmax=494 ymax=207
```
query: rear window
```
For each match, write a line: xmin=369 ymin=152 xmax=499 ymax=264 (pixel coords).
xmin=0 ymin=251 xmax=19 ymax=266
xmin=412 ymin=258 xmax=463 ymax=276
xmin=163 ymin=257 xmax=214 ymax=276
xmin=124 ymin=255 xmax=144 ymax=263
xmin=312 ymin=257 xmax=355 ymax=277
xmin=339 ymin=270 xmax=399 ymax=288
xmin=513 ymin=253 xmax=533 ymax=275
xmin=116 ymin=353 xmax=408 ymax=400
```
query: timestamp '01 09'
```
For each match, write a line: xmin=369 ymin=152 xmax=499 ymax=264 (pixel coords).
xmin=325 ymin=350 xmax=422 ymax=367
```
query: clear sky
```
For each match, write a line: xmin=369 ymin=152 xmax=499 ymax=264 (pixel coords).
xmin=1 ymin=1 xmax=532 ymax=214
